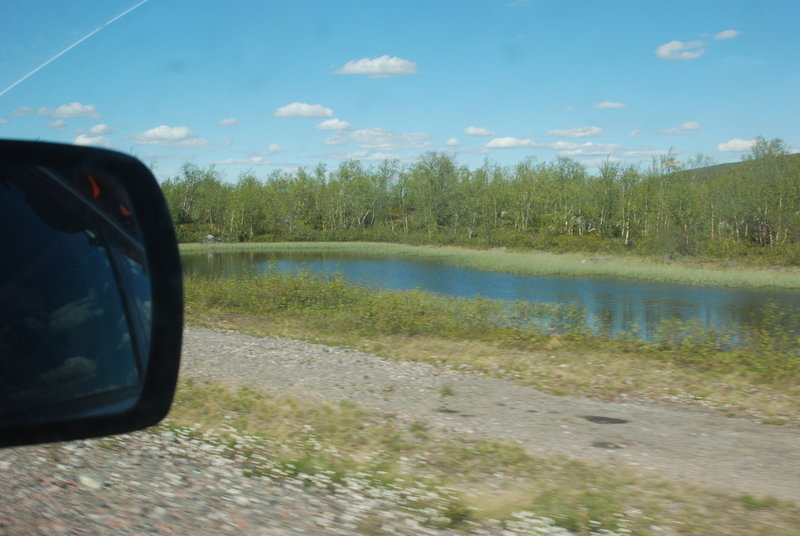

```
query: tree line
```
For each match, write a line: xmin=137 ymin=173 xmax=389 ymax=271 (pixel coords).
xmin=160 ymin=137 xmax=800 ymax=263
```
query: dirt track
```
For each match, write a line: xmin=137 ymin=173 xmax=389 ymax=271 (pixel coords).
xmin=182 ymin=327 xmax=800 ymax=502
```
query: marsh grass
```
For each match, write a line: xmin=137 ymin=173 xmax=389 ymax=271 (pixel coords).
xmin=184 ymin=268 xmax=589 ymax=340
xmin=184 ymin=269 xmax=800 ymax=384
xmin=164 ymin=380 xmax=800 ymax=535
xmin=180 ymin=242 xmax=800 ymax=289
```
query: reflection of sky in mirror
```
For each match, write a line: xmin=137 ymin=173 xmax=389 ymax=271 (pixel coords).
xmin=183 ymin=252 xmax=800 ymax=339
xmin=0 ymin=173 xmax=142 ymax=419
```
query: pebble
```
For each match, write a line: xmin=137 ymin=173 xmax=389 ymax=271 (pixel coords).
xmin=77 ymin=474 xmax=105 ymax=491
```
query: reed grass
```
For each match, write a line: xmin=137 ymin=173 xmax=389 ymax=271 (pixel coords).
xmin=184 ymin=268 xmax=589 ymax=341
xmin=180 ymin=242 xmax=800 ymax=289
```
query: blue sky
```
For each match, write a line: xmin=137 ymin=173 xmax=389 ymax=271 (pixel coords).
xmin=1 ymin=0 xmax=798 ymax=181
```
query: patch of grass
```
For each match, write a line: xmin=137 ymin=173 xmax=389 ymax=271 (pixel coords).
xmin=409 ymin=421 xmax=428 ymax=439
xmin=180 ymin=241 xmax=800 ymax=289
xmin=440 ymin=385 xmax=455 ymax=397
xmin=164 ymin=380 xmax=800 ymax=536
xmin=741 ymin=494 xmax=785 ymax=510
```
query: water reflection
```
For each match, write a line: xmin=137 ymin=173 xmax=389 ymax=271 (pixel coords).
xmin=183 ymin=250 xmax=799 ymax=339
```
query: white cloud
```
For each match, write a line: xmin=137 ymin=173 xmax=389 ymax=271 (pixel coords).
xmin=715 ymin=29 xmax=740 ymax=40
xmin=218 ymin=118 xmax=240 ymax=127
xmin=655 ymin=40 xmax=706 ymax=61
xmin=327 ymin=150 xmax=409 ymax=162
xmin=592 ymin=101 xmax=628 ymax=109
xmin=565 ymin=105 xmax=575 ymax=112
xmin=0 ymin=118 xmax=7 ymax=124
xmin=39 ymin=102 xmax=100 ymax=118
xmin=623 ymin=148 xmax=668 ymax=158
xmin=486 ymin=137 xmax=536 ymax=148
xmin=131 ymin=125 xmax=209 ymax=148
xmin=447 ymin=146 xmax=492 ymax=156
xmin=324 ymin=128 xmax=432 ymax=150
xmin=546 ymin=126 xmax=604 ymax=138
xmin=547 ymin=141 xmax=577 ymax=151
xmin=210 ymin=158 xmax=239 ymax=166
xmin=213 ymin=156 xmax=272 ymax=166
xmin=274 ymin=102 xmax=334 ymax=118
xmin=74 ymin=134 xmax=111 ymax=147
xmin=445 ymin=138 xmax=460 ymax=147
xmin=486 ymin=137 xmax=619 ymax=155
xmin=315 ymin=118 xmax=350 ymax=131
xmin=141 ymin=152 xmax=176 ymax=162
xmin=717 ymin=138 xmax=755 ymax=152
xmin=47 ymin=119 xmax=68 ymax=131
xmin=464 ymin=126 xmax=495 ymax=136
xmin=556 ymin=142 xmax=620 ymax=156
xmin=660 ymin=121 xmax=702 ymax=135
xmin=212 ymin=145 xmax=283 ymax=165
xmin=89 ymin=123 xmax=112 ymax=135
xmin=630 ymin=129 xmax=643 ymax=137
xmin=335 ymin=55 xmax=418 ymax=78
xmin=12 ymin=107 xmax=34 ymax=118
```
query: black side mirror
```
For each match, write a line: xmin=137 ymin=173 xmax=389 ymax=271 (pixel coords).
xmin=0 ymin=140 xmax=182 ymax=448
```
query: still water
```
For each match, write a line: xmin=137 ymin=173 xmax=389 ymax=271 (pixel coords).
xmin=183 ymin=251 xmax=799 ymax=339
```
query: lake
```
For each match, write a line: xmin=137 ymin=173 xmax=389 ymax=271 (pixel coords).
xmin=182 ymin=250 xmax=799 ymax=340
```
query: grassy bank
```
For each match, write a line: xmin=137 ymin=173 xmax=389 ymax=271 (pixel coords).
xmin=163 ymin=380 xmax=800 ymax=536
xmin=184 ymin=270 xmax=800 ymax=425
xmin=180 ymin=242 xmax=800 ymax=289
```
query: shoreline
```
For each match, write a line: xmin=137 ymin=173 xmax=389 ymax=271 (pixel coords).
xmin=179 ymin=241 xmax=800 ymax=289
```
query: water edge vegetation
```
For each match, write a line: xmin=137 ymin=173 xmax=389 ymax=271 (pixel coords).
xmin=180 ymin=241 xmax=800 ymax=289
xmin=183 ymin=266 xmax=800 ymax=426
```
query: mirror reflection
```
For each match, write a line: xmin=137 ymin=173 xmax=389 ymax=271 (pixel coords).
xmin=0 ymin=161 xmax=151 ymax=424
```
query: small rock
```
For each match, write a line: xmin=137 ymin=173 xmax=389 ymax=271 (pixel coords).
xmin=78 ymin=474 xmax=105 ymax=491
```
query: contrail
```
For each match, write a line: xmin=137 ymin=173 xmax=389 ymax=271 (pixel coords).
xmin=0 ymin=0 xmax=150 ymax=98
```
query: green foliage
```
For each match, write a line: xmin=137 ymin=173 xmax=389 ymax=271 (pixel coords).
xmin=161 ymin=144 xmax=800 ymax=265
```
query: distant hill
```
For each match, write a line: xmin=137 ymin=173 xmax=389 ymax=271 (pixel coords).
xmin=686 ymin=153 xmax=800 ymax=181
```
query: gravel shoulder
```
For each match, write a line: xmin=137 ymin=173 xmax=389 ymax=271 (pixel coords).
xmin=182 ymin=327 xmax=800 ymax=502
xmin=1 ymin=326 xmax=798 ymax=535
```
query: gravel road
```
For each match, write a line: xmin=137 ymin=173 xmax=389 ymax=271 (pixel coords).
xmin=181 ymin=327 xmax=800 ymax=502
xmin=1 ymin=326 xmax=798 ymax=535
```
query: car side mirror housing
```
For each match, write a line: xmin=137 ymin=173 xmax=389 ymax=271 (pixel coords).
xmin=0 ymin=140 xmax=182 ymax=448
